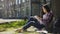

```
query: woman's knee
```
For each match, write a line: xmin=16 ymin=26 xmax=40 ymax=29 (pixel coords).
xmin=29 ymin=17 xmax=36 ymax=21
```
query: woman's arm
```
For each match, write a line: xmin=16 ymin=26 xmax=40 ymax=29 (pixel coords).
xmin=34 ymin=15 xmax=42 ymax=21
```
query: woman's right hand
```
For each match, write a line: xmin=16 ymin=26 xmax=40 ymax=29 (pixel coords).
xmin=34 ymin=16 xmax=41 ymax=21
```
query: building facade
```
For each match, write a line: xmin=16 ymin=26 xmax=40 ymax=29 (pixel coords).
xmin=0 ymin=0 xmax=16 ymax=18
xmin=0 ymin=0 xmax=51 ymax=19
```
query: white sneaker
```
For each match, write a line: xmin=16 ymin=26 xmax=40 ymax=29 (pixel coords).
xmin=36 ymin=30 xmax=48 ymax=33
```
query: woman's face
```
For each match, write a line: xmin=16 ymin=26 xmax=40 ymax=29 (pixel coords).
xmin=42 ymin=6 xmax=47 ymax=13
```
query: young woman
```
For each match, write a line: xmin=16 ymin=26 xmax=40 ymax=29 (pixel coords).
xmin=16 ymin=5 xmax=53 ymax=33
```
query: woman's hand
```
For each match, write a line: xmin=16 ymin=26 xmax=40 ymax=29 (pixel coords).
xmin=34 ymin=16 xmax=41 ymax=21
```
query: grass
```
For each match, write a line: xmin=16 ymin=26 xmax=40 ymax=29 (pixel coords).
xmin=0 ymin=19 xmax=28 ymax=32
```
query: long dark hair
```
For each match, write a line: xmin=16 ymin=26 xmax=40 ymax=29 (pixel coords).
xmin=43 ymin=5 xmax=50 ymax=13
xmin=42 ymin=5 xmax=50 ymax=15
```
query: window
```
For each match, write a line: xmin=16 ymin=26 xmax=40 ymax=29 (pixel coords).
xmin=1 ymin=0 xmax=4 ymax=1
xmin=22 ymin=0 xmax=25 ymax=2
xmin=19 ymin=0 xmax=21 ymax=4
xmin=16 ymin=0 xmax=19 ymax=4
xmin=16 ymin=0 xmax=22 ymax=4
xmin=0 ymin=4 xmax=4 ymax=9
xmin=27 ymin=0 xmax=29 ymax=1
xmin=0 ymin=5 xmax=2 ymax=9
xmin=2 ymin=5 xmax=4 ymax=7
xmin=16 ymin=0 xmax=17 ymax=4
xmin=9 ymin=2 xmax=12 ymax=6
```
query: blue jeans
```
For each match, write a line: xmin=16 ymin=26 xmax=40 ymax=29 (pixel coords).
xmin=22 ymin=17 xmax=45 ymax=30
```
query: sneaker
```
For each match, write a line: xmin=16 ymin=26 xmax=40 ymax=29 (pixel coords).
xmin=36 ymin=30 xmax=48 ymax=34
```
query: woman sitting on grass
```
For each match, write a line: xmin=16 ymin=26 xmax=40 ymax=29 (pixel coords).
xmin=16 ymin=5 xmax=53 ymax=33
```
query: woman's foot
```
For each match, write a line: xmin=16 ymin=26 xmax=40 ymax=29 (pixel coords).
xmin=15 ymin=29 xmax=24 ymax=33
xmin=15 ymin=28 xmax=27 ymax=33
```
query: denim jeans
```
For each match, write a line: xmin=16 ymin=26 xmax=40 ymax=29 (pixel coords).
xmin=22 ymin=17 xmax=45 ymax=30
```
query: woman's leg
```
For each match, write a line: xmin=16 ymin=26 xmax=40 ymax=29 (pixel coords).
xmin=22 ymin=17 xmax=45 ymax=30
xmin=22 ymin=21 xmax=35 ymax=30
xmin=22 ymin=17 xmax=37 ymax=30
xmin=33 ymin=21 xmax=45 ymax=30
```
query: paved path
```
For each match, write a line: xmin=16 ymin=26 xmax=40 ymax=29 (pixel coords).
xmin=0 ymin=31 xmax=15 ymax=34
xmin=0 ymin=19 xmax=21 ymax=23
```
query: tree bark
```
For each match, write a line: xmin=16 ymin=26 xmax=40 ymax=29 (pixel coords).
xmin=52 ymin=0 xmax=60 ymax=18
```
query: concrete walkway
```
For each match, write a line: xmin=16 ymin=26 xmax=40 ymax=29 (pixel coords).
xmin=0 ymin=19 xmax=21 ymax=23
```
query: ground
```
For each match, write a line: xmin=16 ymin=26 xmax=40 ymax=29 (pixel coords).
xmin=0 ymin=26 xmax=52 ymax=34
xmin=0 ymin=19 xmax=52 ymax=34
xmin=0 ymin=26 xmax=39 ymax=34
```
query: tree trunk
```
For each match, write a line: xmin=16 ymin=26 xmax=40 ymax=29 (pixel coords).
xmin=52 ymin=0 xmax=60 ymax=18
xmin=52 ymin=0 xmax=60 ymax=33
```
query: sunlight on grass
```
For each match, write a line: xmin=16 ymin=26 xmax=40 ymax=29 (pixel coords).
xmin=0 ymin=20 xmax=40 ymax=34
xmin=0 ymin=19 xmax=28 ymax=32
